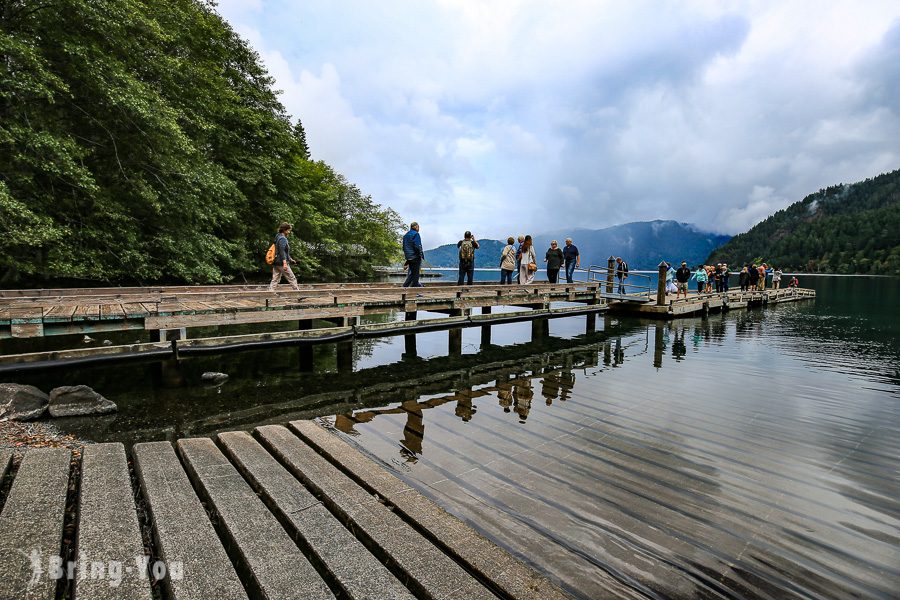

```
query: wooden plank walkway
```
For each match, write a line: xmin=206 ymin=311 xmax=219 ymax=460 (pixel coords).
xmin=0 ymin=422 xmax=571 ymax=600
xmin=0 ymin=282 xmax=611 ymax=339
xmin=0 ymin=283 xmax=814 ymax=371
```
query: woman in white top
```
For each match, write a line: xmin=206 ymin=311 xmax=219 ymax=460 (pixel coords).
xmin=518 ymin=235 xmax=537 ymax=284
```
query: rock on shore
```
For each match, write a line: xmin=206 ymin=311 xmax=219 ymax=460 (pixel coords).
xmin=48 ymin=385 xmax=117 ymax=417
xmin=0 ymin=383 xmax=50 ymax=421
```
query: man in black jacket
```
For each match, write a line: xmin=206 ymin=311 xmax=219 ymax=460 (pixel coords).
xmin=615 ymin=257 xmax=628 ymax=295
xmin=675 ymin=261 xmax=692 ymax=299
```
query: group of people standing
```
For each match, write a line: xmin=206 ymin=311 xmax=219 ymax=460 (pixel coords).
xmin=662 ymin=260 xmax=796 ymax=299
xmin=499 ymin=236 xmax=583 ymax=285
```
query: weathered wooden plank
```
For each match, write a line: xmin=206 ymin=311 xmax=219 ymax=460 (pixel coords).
xmin=217 ymin=431 xmax=414 ymax=600
xmin=121 ymin=303 xmax=150 ymax=317
xmin=73 ymin=304 xmax=101 ymax=320
xmin=255 ymin=424 xmax=494 ymax=600
xmin=0 ymin=448 xmax=71 ymax=600
xmin=0 ymin=342 xmax=173 ymax=366
xmin=100 ymin=303 xmax=126 ymax=320
xmin=145 ymin=305 xmax=366 ymax=330
xmin=292 ymin=421 xmax=570 ymax=600
xmin=176 ymin=438 xmax=333 ymax=600
xmin=43 ymin=305 xmax=77 ymax=321
xmin=76 ymin=443 xmax=153 ymax=600
xmin=132 ymin=441 xmax=246 ymax=600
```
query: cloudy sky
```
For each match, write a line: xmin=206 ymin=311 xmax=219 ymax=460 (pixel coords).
xmin=217 ymin=0 xmax=900 ymax=245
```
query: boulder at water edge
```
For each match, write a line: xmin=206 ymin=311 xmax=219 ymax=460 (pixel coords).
xmin=201 ymin=372 xmax=229 ymax=383
xmin=0 ymin=383 xmax=50 ymax=420
xmin=48 ymin=385 xmax=117 ymax=417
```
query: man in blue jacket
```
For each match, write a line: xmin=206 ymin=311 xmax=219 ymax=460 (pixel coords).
xmin=402 ymin=222 xmax=425 ymax=288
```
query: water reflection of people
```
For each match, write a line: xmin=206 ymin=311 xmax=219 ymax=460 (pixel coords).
xmin=455 ymin=393 xmax=475 ymax=422
xmin=496 ymin=379 xmax=513 ymax=413
xmin=400 ymin=400 xmax=424 ymax=460
xmin=512 ymin=378 xmax=533 ymax=423
xmin=672 ymin=328 xmax=686 ymax=360
xmin=541 ymin=372 xmax=561 ymax=405
xmin=614 ymin=337 xmax=624 ymax=365
xmin=559 ymin=370 xmax=575 ymax=401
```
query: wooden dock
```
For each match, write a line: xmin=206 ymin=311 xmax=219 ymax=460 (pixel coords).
xmin=0 ymin=420 xmax=570 ymax=600
xmin=0 ymin=282 xmax=814 ymax=371
xmin=0 ymin=282 xmax=616 ymax=370
xmin=608 ymin=287 xmax=816 ymax=318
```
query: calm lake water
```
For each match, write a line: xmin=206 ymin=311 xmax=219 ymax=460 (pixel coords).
xmin=3 ymin=275 xmax=899 ymax=599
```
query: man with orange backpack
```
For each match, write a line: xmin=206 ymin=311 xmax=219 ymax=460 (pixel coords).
xmin=267 ymin=222 xmax=300 ymax=291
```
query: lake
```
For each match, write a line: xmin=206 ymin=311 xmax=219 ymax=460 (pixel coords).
xmin=4 ymin=275 xmax=898 ymax=599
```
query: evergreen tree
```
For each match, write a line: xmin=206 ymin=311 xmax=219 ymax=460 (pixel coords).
xmin=0 ymin=0 xmax=401 ymax=285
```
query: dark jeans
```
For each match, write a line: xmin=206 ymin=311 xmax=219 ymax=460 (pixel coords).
xmin=617 ymin=275 xmax=626 ymax=294
xmin=697 ymin=282 xmax=704 ymax=294
xmin=565 ymin=260 xmax=577 ymax=283
xmin=500 ymin=269 xmax=514 ymax=284
xmin=720 ymin=276 xmax=729 ymax=292
xmin=457 ymin=260 xmax=474 ymax=285
xmin=715 ymin=280 xmax=721 ymax=293
xmin=547 ymin=267 xmax=560 ymax=283
xmin=403 ymin=258 xmax=422 ymax=288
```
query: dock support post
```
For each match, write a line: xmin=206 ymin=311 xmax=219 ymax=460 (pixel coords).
xmin=481 ymin=306 xmax=492 ymax=347
xmin=448 ymin=328 xmax=463 ymax=357
xmin=653 ymin=324 xmax=664 ymax=369
xmin=657 ymin=261 xmax=668 ymax=306
xmin=606 ymin=255 xmax=615 ymax=294
xmin=298 ymin=319 xmax=314 ymax=372
xmin=337 ymin=341 xmax=353 ymax=373
xmin=585 ymin=298 xmax=597 ymax=333
xmin=404 ymin=310 xmax=417 ymax=359
xmin=531 ymin=318 xmax=549 ymax=343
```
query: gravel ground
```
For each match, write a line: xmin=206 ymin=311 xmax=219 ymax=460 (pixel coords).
xmin=0 ymin=419 xmax=89 ymax=462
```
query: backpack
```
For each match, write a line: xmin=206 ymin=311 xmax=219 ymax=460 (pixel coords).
xmin=459 ymin=240 xmax=474 ymax=261
xmin=265 ymin=243 xmax=276 ymax=265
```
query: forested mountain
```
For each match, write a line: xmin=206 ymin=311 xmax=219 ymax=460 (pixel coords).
xmin=0 ymin=0 xmax=402 ymax=285
xmin=424 ymin=221 xmax=730 ymax=270
xmin=707 ymin=169 xmax=900 ymax=274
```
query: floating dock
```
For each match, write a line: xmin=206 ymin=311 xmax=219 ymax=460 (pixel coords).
xmin=0 ymin=420 xmax=570 ymax=600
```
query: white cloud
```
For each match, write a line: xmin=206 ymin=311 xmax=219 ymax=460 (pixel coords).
xmin=216 ymin=0 xmax=900 ymax=244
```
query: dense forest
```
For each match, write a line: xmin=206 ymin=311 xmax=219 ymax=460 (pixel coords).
xmin=0 ymin=0 xmax=403 ymax=286
xmin=707 ymin=169 xmax=900 ymax=275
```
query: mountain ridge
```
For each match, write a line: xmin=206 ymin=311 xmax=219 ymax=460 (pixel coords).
xmin=424 ymin=220 xmax=731 ymax=270
xmin=707 ymin=168 xmax=900 ymax=274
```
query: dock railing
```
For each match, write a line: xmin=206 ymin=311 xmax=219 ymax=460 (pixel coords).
xmin=575 ymin=259 xmax=654 ymax=299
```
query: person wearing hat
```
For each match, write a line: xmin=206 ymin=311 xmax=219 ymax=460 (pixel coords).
xmin=720 ymin=263 xmax=730 ymax=292
xmin=675 ymin=261 xmax=692 ymax=299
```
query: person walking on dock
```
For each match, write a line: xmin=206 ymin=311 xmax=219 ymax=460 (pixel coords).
xmin=402 ymin=222 xmax=425 ymax=288
xmin=772 ymin=267 xmax=783 ymax=289
xmin=545 ymin=240 xmax=564 ymax=283
xmin=692 ymin=265 xmax=707 ymax=294
xmin=675 ymin=261 xmax=691 ymax=299
xmin=563 ymin=238 xmax=580 ymax=283
xmin=519 ymin=235 xmax=537 ymax=285
xmin=268 ymin=222 xmax=301 ymax=291
xmin=500 ymin=237 xmax=517 ymax=284
xmin=720 ymin=263 xmax=729 ymax=292
xmin=456 ymin=231 xmax=479 ymax=285
xmin=615 ymin=257 xmax=629 ymax=294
